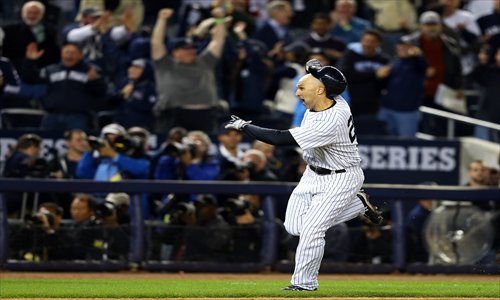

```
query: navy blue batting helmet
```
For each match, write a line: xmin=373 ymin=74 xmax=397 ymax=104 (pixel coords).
xmin=305 ymin=59 xmax=347 ymax=99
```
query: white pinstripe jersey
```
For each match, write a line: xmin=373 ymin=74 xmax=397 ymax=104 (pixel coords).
xmin=289 ymin=96 xmax=361 ymax=170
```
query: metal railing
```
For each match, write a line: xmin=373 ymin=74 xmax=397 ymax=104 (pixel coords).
xmin=418 ymin=106 xmax=500 ymax=139
xmin=0 ymin=179 xmax=499 ymax=272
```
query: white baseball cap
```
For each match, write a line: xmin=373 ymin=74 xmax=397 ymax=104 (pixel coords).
xmin=105 ymin=193 xmax=130 ymax=207
xmin=101 ymin=123 xmax=126 ymax=136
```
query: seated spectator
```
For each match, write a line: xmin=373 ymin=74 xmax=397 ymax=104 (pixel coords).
xmin=21 ymin=42 xmax=108 ymax=131
xmin=376 ymin=39 xmax=427 ymax=138
xmin=49 ymin=129 xmax=90 ymax=179
xmin=466 ymin=160 xmax=489 ymax=186
xmin=216 ymin=125 xmax=248 ymax=181
xmin=109 ymin=58 xmax=157 ymax=131
xmin=302 ymin=13 xmax=346 ymax=65
xmin=46 ymin=129 xmax=90 ymax=217
xmin=329 ymin=0 xmax=371 ymax=45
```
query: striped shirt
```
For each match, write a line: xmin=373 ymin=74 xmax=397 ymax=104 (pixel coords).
xmin=289 ymin=96 xmax=361 ymax=170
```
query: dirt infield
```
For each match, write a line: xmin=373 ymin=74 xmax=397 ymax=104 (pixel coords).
xmin=1 ymin=271 xmax=499 ymax=281
xmin=3 ymin=298 xmax=499 ymax=300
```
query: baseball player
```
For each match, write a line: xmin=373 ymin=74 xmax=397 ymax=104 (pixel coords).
xmin=225 ymin=59 xmax=383 ymax=291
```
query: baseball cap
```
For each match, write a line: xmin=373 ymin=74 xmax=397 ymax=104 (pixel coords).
xmin=171 ymin=37 xmax=198 ymax=50
xmin=283 ymin=41 xmax=311 ymax=55
xmin=130 ymin=58 xmax=146 ymax=69
xmin=419 ymin=11 xmax=441 ymax=25
xmin=101 ymin=123 xmax=126 ymax=136
xmin=81 ymin=7 xmax=103 ymax=18
xmin=105 ymin=193 xmax=130 ymax=207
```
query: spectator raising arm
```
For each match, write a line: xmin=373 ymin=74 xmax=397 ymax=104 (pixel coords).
xmin=206 ymin=7 xmax=228 ymax=59
xmin=151 ymin=8 xmax=174 ymax=61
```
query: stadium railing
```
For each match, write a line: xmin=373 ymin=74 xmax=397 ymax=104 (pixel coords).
xmin=418 ymin=106 xmax=500 ymax=140
xmin=0 ymin=178 xmax=498 ymax=273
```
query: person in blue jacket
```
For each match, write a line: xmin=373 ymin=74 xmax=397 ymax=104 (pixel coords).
xmin=376 ymin=39 xmax=427 ymax=138
xmin=109 ymin=58 xmax=157 ymax=131
xmin=76 ymin=123 xmax=150 ymax=182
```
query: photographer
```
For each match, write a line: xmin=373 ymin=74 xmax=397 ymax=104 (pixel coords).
xmin=93 ymin=193 xmax=130 ymax=260
xmin=183 ymin=194 xmax=231 ymax=261
xmin=154 ymin=130 xmax=219 ymax=181
xmin=76 ymin=123 xmax=150 ymax=181
xmin=66 ymin=193 xmax=101 ymax=260
xmin=2 ymin=133 xmax=48 ymax=216
xmin=9 ymin=202 xmax=68 ymax=261
xmin=242 ymin=149 xmax=278 ymax=182
xmin=222 ymin=194 xmax=263 ymax=262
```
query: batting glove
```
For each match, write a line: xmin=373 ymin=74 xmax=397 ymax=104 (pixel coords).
xmin=225 ymin=115 xmax=252 ymax=131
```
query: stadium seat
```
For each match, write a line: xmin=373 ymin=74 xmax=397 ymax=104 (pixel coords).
xmin=0 ymin=108 xmax=45 ymax=129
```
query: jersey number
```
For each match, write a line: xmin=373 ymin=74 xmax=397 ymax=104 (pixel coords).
xmin=347 ymin=115 xmax=357 ymax=143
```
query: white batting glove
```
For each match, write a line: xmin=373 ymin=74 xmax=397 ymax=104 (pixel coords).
xmin=225 ymin=115 xmax=252 ymax=131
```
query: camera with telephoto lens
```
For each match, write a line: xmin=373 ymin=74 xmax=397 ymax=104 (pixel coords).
xmin=88 ymin=135 xmax=143 ymax=156
xmin=224 ymin=197 xmax=251 ymax=216
xmin=237 ymin=160 xmax=255 ymax=172
xmin=25 ymin=211 xmax=55 ymax=227
xmin=162 ymin=141 xmax=197 ymax=158
xmin=155 ymin=194 xmax=195 ymax=225
xmin=94 ymin=201 xmax=116 ymax=219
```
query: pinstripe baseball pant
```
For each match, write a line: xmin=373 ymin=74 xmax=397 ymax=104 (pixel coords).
xmin=283 ymin=166 xmax=365 ymax=290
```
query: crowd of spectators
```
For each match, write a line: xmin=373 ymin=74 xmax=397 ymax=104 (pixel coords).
xmin=1 ymin=0 xmax=499 ymax=264
xmin=0 ymin=0 xmax=499 ymax=138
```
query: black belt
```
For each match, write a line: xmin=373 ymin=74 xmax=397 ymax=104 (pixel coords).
xmin=309 ymin=165 xmax=346 ymax=175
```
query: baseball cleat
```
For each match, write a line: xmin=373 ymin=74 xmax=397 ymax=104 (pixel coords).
xmin=281 ymin=285 xmax=317 ymax=291
xmin=357 ymin=190 xmax=383 ymax=225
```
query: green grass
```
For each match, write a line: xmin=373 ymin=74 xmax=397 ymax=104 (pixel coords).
xmin=0 ymin=279 xmax=498 ymax=298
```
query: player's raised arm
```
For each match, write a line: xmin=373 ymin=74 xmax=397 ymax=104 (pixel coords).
xmin=225 ymin=115 xmax=298 ymax=146
xmin=151 ymin=8 xmax=173 ymax=61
